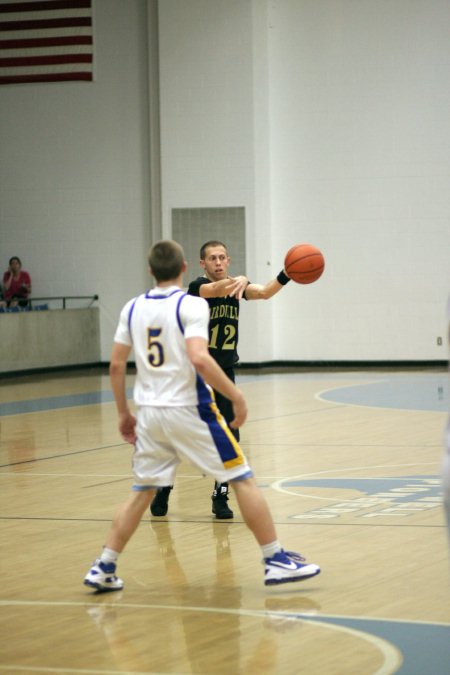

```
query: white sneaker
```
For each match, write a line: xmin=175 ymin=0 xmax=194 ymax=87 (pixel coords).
xmin=264 ymin=550 xmax=320 ymax=586
xmin=84 ymin=559 xmax=124 ymax=592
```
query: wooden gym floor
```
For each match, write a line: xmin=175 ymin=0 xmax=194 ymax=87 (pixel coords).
xmin=0 ymin=366 xmax=449 ymax=675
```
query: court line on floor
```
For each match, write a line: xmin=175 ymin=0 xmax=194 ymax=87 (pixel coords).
xmin=0 ymin=443 xmax=126 ymax=469
xmin=0 ymin=599 xmax=406 ymax=675
xmin=0 ymin=668 xmax=159 ymax=674
xmin=2 ymin=598 xmax=448 ymax=626
xmin=2 ymin=599 xmax=449 ymax=675
xmin=0 ymin=515 xmax=444 ymax=529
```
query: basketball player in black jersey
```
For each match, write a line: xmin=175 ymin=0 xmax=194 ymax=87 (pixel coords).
xmin=150 ymin=240 xmax=292 ymax=518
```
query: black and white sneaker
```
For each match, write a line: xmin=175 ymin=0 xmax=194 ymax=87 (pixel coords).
xmin=264 ymin=550 xmax=320 ymax=586
xmin=212 ymin=485 xmax=234 ymax=519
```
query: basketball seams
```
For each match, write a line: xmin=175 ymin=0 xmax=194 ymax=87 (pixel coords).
xmin=286 ymin=253 xmax=323 ymax=267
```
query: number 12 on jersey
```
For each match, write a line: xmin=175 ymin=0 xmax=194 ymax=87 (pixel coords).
xmin=209 ymin=323 xmax=236 ymax=350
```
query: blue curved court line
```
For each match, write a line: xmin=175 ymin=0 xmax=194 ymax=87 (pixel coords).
xmin=319 ymin=376 xmax=449 ymax=412
xmin=282 ymin=476 xmax=441 ymax=501
xmin=300 ymin=616 xmax=450 ymax=675
xmin=1 ymin=373 xmax=448 ymax=416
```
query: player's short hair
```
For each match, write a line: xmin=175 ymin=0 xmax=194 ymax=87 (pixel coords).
xmin=200 ymin=240 xmax=228 ymax=260
xmin=148 ymin=240 xmax=185 ymax=282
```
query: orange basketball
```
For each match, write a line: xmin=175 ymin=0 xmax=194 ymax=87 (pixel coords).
xmin=284 ymin=243 xmax=325 ymax=284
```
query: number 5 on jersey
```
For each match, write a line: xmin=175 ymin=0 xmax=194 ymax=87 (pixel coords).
xmin=147 ymin=327 xmax=164 ymax=367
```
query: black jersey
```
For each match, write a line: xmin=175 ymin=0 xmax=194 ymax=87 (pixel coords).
xmin=187 ymin=276 xmax=241 ymax=370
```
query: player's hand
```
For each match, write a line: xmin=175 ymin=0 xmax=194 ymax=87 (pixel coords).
xmin=229 ymin=390 xmax=247 ymax=428
xmin=226 ymin=275 xmax=249 ymax=300
xmin=118 ymin=411 xmax=137 ymax=444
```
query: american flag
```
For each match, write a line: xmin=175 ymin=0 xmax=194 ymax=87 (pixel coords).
xmin=0 ymin=0 xmax=93 ymax=85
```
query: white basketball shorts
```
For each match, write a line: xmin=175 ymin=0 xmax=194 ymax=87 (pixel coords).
xmin=132 ymin=402 xmax=253 ymax=490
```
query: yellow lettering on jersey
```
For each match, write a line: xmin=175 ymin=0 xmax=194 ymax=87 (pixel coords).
xmin=209 ymin=304 xmax=238 ymax=321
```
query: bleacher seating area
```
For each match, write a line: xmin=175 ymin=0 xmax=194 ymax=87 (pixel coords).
xmin=0 ymin=304 xmax=49 ymax=313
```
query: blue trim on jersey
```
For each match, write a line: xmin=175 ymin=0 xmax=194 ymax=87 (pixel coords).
xmin=132 ymin=484 xmax=158 ymax=491
xmin=146 ymin=289 xmax=185 ymax=300
xmin=197 ymin=401 xmax=240 ymax=464
xmin=127 ymin=298 xmax=138 ymax=341
xmin=195 ymin=373 xmax=214 ymax=406
xmin=229 ymin=470 xmax=253 ymax=481
xmin=176 ymin=292 xmax=187 ymax=334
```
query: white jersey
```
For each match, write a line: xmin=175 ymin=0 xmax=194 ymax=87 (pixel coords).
xmin=114 ymin=286 xmax=213 ymax=407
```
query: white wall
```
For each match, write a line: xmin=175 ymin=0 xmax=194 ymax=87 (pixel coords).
xmin=1 ymin=0 xmax=449 ymax=368
xmin=268 ymin=0 xmax=450 ymax=361
xmin=0 ymin=0 xmax=151 ymax=363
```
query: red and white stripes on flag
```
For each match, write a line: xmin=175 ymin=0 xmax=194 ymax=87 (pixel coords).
xmin=0 ymin=0 xmax=93 ymax=85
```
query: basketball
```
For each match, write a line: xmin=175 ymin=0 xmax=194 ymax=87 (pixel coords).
xmin=284 ymin=243 xmax=325 ymax=284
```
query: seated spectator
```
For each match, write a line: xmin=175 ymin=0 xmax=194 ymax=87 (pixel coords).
xmin=2 ymin=256 xmax=32 ymax=308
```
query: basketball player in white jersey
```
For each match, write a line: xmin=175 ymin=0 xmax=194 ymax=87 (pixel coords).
xmin=83 ymin=240 xmax=320 ymax=591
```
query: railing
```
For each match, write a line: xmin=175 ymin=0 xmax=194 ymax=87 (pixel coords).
xmin=0 ymin=295 xmax=99 ymax=312
xmin=29 ymin=295 xmax=99 ymax=309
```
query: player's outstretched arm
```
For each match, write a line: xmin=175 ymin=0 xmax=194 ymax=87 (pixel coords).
xmin=224 ymin=275 xmax=249 ymax=300
xmin=199 ymin=276 xmax=248 ymax=299
xmin=244 ymin=269 xmax=291 ymax=301
xmin=186 ymin=336 xmax=247 ymax=428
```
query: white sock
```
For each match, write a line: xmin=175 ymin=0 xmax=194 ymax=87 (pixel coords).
xmin=100 ymin=547 xmax=120 ymax=565
xmin=261 ymin=540 xmax=282 ymax=559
